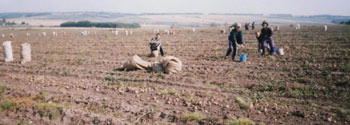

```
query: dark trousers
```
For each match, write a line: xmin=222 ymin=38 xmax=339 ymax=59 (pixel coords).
xmin=257 ymin=38 xmax=263 ymax=52
xmin=262 ymin=38 xmax=275 ymax=55
xmin=159 ymin=46 xmax=164 ymax=56
xmin=150 ymin=45 xmax=165 ymax=56
xmin=225 ymin=40 xmax=238 ymax=59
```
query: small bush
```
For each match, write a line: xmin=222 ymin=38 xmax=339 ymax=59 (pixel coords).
xmin=60 ymin=21 xmax=141 ymax=28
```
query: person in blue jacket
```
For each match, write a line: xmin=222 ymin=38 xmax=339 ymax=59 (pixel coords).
xmin=225 ymin=23 xmax=244 ymax=61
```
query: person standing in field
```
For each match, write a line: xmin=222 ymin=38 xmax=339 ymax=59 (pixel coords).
xmin=252 ymin=21 xmax=255 ymax=30
xmin=260 ymin=21 xmax=275 ymax=55
xmin=225 ymin=23 xmax=244 ymax=61
xmin=244 ymin=22 xmax=250 ymax=31
xmin=255 ymin=32 xmax=263 ymax=53
xmin=149 ymin=33 xmax=165 ymax=57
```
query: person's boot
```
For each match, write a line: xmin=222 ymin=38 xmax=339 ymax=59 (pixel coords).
xmin=261 ymin=49 xmax=266 ymax=56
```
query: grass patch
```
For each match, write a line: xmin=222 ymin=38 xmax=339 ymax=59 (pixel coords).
xmin=213 ymin=47 xmax=224 ymax=51
xmin=0 ymin=100 xmax=14 ymax=111
xmin=247 ymin=92 xmax=269 ymax=101
xmin=225 ymin=118 xmax=255 ymax=125
xmin=202 ymin=116 xmax=220 ymax=124
xmin=286 ymin=86 xmax=320 ymax=98
xmin=113 ymin=112 xmax=124 ymax=118
xmin=334 ymin=108 xmax=350 ymax=121
xmin=17 ymin=119 xmax=31 ymax=125
xmin=34 ymin=103 xmax=64 ymax=120
xmin=33 ymin=92 xmax=49 ymax=102
xmin=338 ymin=63 xmax=350 ymax=72
xmin=235 ymin=97 xmax=250 ymax=110
xmin=256 ymin=82 xmax=278 ymax=92
xmin=41 ymin=61 xmax=49 ymax=67
xmin=160 ymin=88 xmax=177 ymax=96
xmin=63 ymin=69 xmax=70 ymax=76
xmin=105 ymin=75 xmax=116 ymax=82
xmin=181 ymin=112 xmax=204 ymax=122
xmin=0 ymin=85 xmax=7 ymax=96
xmin=267 ymin=55 xmax=276 ymax=61
xmin=75 ymin=58 xmax=86 ymax=65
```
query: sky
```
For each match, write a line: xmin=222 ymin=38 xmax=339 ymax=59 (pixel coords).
xmin=0 ymin=0 xmax=349 ymax=16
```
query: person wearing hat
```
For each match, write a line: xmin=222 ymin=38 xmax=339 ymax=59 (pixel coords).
xmin=225 ymin=23 xmax=244 ymax=61
xmin=260 ymin=21 xmax=275 ymax=55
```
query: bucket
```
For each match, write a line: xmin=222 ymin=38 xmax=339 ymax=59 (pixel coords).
xmin=278 ymin=48 xmax=284 ymax=55
xmin=273 ymin=46 xmax=278 ymax=53
xmin=239 ymin=54 xmax=247 ymax=62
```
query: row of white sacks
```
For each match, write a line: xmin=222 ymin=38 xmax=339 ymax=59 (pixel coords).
xmin=1 ymin=25 xmax=328 ymax=38
xmin=153 ymin=29 xmax=176 ymax=35
xmin=1 ymin=32 xmax=61 ymax=38
xmin=111 ymin=30 xmax=134 ymax=36
xmin=2 ymin=41 xmax=31 ymax=64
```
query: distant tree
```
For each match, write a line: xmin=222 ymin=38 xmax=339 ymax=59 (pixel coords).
xmin=60 ymin=21 xmax=141 ymax=28
xmin=340 ymin=20 xmax=350 ymax=25
xmin=2 ymin=18 xmax=5 ymax=23
xmin=21 ymin=21 xmax=26 ymax=25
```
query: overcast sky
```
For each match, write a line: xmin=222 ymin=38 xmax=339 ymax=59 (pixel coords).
xmin=0 ymin=0 xmax=349 ymax=16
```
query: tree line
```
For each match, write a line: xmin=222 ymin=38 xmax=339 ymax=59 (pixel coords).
xmin=340 ymin=20 xmax=350 ymax=25
xmin=60 ymin=21 xmax=140 ymax=28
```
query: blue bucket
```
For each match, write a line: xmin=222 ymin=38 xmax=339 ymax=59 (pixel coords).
xmin=273 ymin=46 xmax=278 ymax=53
xmin=239 ymin=54 xmax=247 ymax=62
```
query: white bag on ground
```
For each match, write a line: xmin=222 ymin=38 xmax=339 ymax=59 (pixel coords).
xmin=20 ymin=43 xmax=31 ymax=64
xmin=3 ymin=41 xmax=14 ymax=62
xmin=277 ymin=48 xmax=284 ymax=56
xmin=160 ymin=56 xmax=182 ymax=74
xmin=122 ymin=55 xmax=151 ymax=70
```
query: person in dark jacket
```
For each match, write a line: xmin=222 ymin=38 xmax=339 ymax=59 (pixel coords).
xmin=252 ymin=21 xmax=255 ymax=30
xmin=225 ymin=23 xmax=244 ymax=61
xmin=259 ymin=21 xmax=275 ymax=55
xmin=149 ymin=33 xmax=165 ymax=56
xmin=244 ymin=22 xmax=250 ymax=31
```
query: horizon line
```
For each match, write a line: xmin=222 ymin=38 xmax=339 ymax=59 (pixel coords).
xmin=0 ymin=11 xmax=350 ymax=17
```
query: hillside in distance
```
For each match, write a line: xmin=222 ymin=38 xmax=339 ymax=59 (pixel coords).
xmin=1 ymin=12 xmax=350 ymax=27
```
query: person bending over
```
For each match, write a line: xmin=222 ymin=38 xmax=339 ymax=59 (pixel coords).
xmin=225 ymin=23 xmax=244 ymax=61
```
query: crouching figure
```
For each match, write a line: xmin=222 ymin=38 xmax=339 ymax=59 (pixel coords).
xmin=149 ymin=33 xmax=165 ymax=57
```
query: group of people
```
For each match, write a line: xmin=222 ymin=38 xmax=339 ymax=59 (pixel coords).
xmin=148 ymin=21 xmax=276 ymax=62
xmin=244 ymin=22 xmax=256 ymax=31
xmin=225 ymin=21 xmax=276 ymax=61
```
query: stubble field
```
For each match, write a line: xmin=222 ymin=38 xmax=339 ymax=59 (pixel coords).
xmin=0 ymin=25 xmax=349 ymax=124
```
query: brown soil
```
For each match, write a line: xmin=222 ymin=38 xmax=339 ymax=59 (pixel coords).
xmin=0 ymin=26 xmax=349 ymax=124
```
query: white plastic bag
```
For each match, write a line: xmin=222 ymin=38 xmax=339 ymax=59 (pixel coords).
xmin=21 ymin=43 xmax=31 ymax=64
xmin=3 ymin=41 xmax=14 ymax=62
